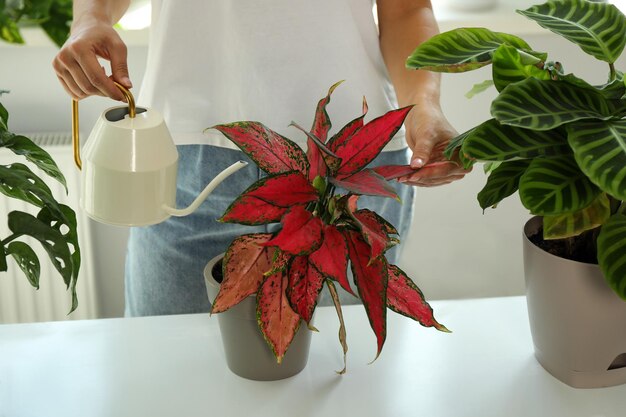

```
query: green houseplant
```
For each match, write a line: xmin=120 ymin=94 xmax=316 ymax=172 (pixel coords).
xmin=1 ymin=1 xmax=80 ymax=312
xmin=205 ymin=81 xmax=447 ymax=378
xmin=407 ymin=0 xmax=626 ymax=387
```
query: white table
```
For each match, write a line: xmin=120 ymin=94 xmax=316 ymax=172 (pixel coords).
xmin=1 ymin=296 xmax=625 ymax=417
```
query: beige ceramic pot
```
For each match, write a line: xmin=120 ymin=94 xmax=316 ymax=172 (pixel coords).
xmin=523 ymin=216 xmax=626 ymax=388
xmin=204 ymin=254 xmax=312 ymax=381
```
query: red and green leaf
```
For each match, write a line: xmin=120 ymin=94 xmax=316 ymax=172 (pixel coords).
xmin=352 ymin=209 xmax=397 ymax=261
xmin=219 ymin=172 xmax=318 ymax=224
xmin=345 ymin=230 xmax=388 ymax=360
xmin=334 ymin=106 xmax=413 ymax=178
xmin=328 ymin=96 xmax=369 ymax=152
xmin=264 ymin=206 xmax=324 ymax=255
xmin=257 ymin=271 xmax=302 ymax=363
xmin=212 ymin=233 xmax=273 ymax=313
xmin=387 ymin=264 xmax=448 ymax=332
xmin=372 ymin=165 xmax=416 ymax=180
xmin=311 ymin=80 xmax=343 ymax=141
xmin=326 ymin=279 xmax=348 ymax=375
xmin=291 ymin=121 xmax=342 ymax=176
xmin=212 ymin=122 xmax=308 ymax=175
xmin=329 ymin=169 xmax=399 ymax=200
xmin=309 ymin=224 xmax=354 ymax=296
xmin=286 ymin=256 xmax=325 ymax=323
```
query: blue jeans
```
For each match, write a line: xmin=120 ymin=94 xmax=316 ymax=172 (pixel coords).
xmin=125 ymin=145 xmax=414 ymax=316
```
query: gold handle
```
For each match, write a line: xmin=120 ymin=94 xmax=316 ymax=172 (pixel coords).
xmin=71 ymin=82 xmax=136 ymax=170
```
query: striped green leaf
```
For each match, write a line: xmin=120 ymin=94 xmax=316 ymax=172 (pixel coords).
xmin=543 ymin=193 xmax=610 ymax=239
xmin=443 ymin=127 xmax=477 ymax=169
xmin=466 ymin=80 xmax=494 ymax=99
xmin=519 ymin=155 xmax=601 ymax=215
xmin=518 ymin=0 xmax=626 ymax=63
xmin=492 ymin=78 xmax=615 ymax=130
xmin=567 ymin=120 xmax=626 ymax=200
xmin=492 ymin=44 xmax=551 ymax=92
xmin=478 ymin=160 xmax=531 ymax=210
xmin=462 ymin=118 xmax=570 ymax=161
xmin=406 ymin=28 xmax=531 ymax=72
xmin=597 ymin=213 xmax=626 ymax=300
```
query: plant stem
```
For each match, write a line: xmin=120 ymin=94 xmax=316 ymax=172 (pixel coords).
xmin=1 ymin=234 xmax=17 ymax=246
xmin=609 ymin=63 xmax=617 ymax=82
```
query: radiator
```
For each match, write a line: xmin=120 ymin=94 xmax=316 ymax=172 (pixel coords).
xmin=0 ymin=132 xmax=99 ymax=324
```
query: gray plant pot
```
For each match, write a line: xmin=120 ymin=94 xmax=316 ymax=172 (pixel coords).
xmin=523 ymin=216 xmax=626 ymax=388
xmin=203 ymin=254 xmax=312 ymax=381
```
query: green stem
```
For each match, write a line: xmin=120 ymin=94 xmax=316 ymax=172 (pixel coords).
xmin=1 ymin=233 xmax=18 ymax=246
xmin=609 ymin=63 xmax=617 ymax=82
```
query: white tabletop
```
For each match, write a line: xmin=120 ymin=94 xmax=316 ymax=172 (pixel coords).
xmin=1 ymin=296 xmax=625 ymax=417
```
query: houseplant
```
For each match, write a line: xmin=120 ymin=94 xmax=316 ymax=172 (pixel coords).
xmin=1 ymin=1 xmax=80 ymax=313
xmin=406 ymin=0 xmax=626 ymax=387
xmin=206 ymin=81 xmax=448 ymax=378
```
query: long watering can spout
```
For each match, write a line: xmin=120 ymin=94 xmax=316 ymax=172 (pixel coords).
xmin=162 ymin=160 xmax=248 ymax=217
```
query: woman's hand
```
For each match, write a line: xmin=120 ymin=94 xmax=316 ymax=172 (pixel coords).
xmin=399 ymin=106 xmax=471 ymax=187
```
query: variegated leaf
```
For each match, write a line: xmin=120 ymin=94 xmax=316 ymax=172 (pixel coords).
xmin=330 ymin=169 xmax=398 ymax=200
xmin=326 ymin=280 xmax=348 ymax=374
xmin=327 ymin=96 xmax=369 ymax=152
xmin=492 ymin=44 xmax=550 ymax=92
xmin=286 ymin=256 xmax=325 ymax=323
xmin=257 ymin=272 xmax=302 ymax=363
xmin=211 ymin=122 xmax=308 ymax=175
xmin=264 ymin=206 xmax=323 ymax=255
xmin=372 ymin=165 xmax=415 ymax=181
xmin=462 ymin=118 xmax=570 ymax=161
xmin=519 ymin=155 xmax=601 ymax=215
xmin=406 ymin=27 xmax=531 ymax=72
xmin=543 ymin=193 xmax=610 ymax=240
xmin=309 ymin=224 xmax=354 ymax=295
xmin=518 ymin=0 xmax=626 ymax=63
xmin=598 ymin=213 xmax=626 ymax=300
xmin=311 ymin=81 xmax=343 ymax=141
xmin=335 ymin=106 xmax=413 ymax=178
xmin=352 ymin=209 xmax=397 ymax=261
xmin=345 ymin=230 xmax=388 ymax=359
xmin=290 ymin=121 xmax=342 ymax=174
xmin=478 ymin=159 xmax=531 ymax=210
xmin=567 ymin=120 xmax=626 ymax=201
xmin=212 ymin=233 xmax=273 ymax=313
xmin=386 ymin=264 xmax=448 ymax=332
xmin=492 ymin=78 xmax=615 ymax=130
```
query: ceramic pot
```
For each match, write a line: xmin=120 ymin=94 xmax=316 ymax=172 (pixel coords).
xmin=203 ymin=254 xmax=312 ymax=381
xmin=523 ymin=216 xmax=626 ymax=388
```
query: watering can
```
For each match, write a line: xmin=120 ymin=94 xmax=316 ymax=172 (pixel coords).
xmin=71 ymin=82 xmax=247 ymax=226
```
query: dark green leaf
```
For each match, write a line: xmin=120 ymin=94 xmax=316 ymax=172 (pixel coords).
xmin=40 ymin=0 xmax=72 ymax=47
xmin=492 ymin=78 xmax=615 ymax=130
xmin=0 ymin=162 xmax=54 ymax=208
xmin=542 ymin=193 xmax=610 ymax=240
xmin=0 ymin=14 xmax=24 ymax=44
xmin=597 ymin=213 xmax=626 ymax=300
xmin=0 ymin=245 xmax=7 ymax=272
xmin=567 ymin=119 xmax=626 ymax=201
xmin=462 ymin=118 xmax=570 ymax=161
xmin=406 ymin=27 xmax=531 ymax=72
xmin=7 ymin=241 xmax=41 ymax=288
xmin=518 ymin=0 xmax=626 ymax=63
xmin=519 ymin=155 xmax=601 ymax=215
xmin=0 ymin=100 xmax=8 ymax=130
xmin=478 ymin=159 xmax=530 ymax=210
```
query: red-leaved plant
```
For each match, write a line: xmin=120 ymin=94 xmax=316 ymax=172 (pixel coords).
xmin=209 ymin=82 xmax=447 ymax=372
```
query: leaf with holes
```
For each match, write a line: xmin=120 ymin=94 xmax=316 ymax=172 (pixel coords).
xmin=309 ymin=224 xmax=353 ymax=295
xmin=212 ymin=233 xmax=274 ymax=313
xmin=491 ymin=78 xmax=616 ymax=131
xmin=257 ymin=271 xmax=302 ymax=363
xmin=6 ymin=241 xmax=40 ymax=289
xmin=211 ymin=122 xmax=308 ymax=175
xmin=286 ymin=256 xmax=325 ymax=323
xmin=335 ymin=106 xmax=413 ymax=178
xmin=462 ymin=119 xmax=570 ymax=162
xmin=598 ymin=213 xmax=626 ymax=300
xmin=264 ymin=206 xmax=323 ymax=256
xmin=478 ymin=159 xmax=531 ymax=210
xmin=0 ymin=163 xmax=63 ymax=215
xmin=518 ymin=0 xmax=626 ymax=63
xmin=567 ymin=120 xmax=626 ymax=201
xmin=519 ymin=155 xmax=601 ymax=215
xmin=543 ymin=193 xmax=611 ymax=240
xmin=345 ymin=230 xmax=388 ymax=359
xmin=330 ymin=169 xmax=398 ymax=200
xmin=386 ymin=264 xmax=448 ymax=332
xmin=406 ymin=27 xmax=532 ymax=72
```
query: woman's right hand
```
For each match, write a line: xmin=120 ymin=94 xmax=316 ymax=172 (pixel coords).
xmin=52 ymin=14 xmax=132 ymax=101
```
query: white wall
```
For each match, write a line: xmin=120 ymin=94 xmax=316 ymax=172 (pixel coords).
xmin=3 ymin=18 xmax=624 ymax=318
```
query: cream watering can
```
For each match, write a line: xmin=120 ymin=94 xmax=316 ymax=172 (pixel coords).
xmin=71 ymin=83 xmax=247 ymax=226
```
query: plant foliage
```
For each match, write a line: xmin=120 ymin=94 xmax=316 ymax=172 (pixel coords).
xmin=0 ymin=0 xmax=72 ymax=47
xmin=407 ymin=0 xmax=626 ymax=299
xmin=209 ymin=83 xmax=447 ymax=369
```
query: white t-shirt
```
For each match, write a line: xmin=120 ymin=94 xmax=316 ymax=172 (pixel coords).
xmin=138 ymin=0 xmax=406 ymax=151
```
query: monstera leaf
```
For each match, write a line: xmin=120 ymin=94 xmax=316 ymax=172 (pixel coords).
xmin=598 ymin=213 xmax=626 ymax=300
xmin=406 ymin=28 xmax=532 ymax=72
xmin=567 ymin=119 xmax=626 ymax=201
xmin=519 ymin=0 xmax=626 ymax=63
